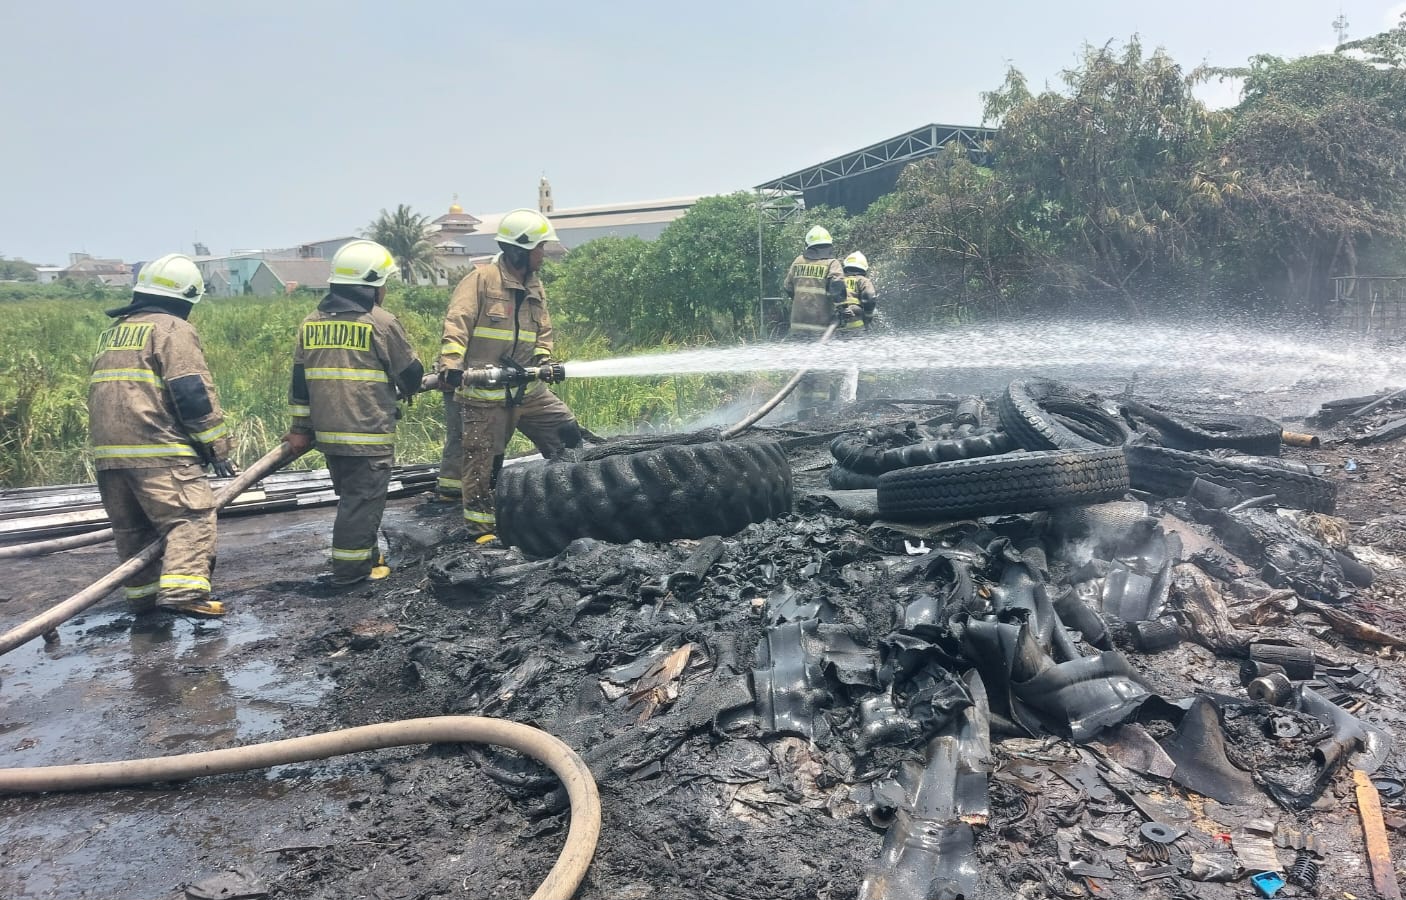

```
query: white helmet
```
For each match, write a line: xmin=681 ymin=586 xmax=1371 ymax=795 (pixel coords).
xmin=496 ymin=208 xmax=559 ymax=249
xmin=844 ymin=251 xmax=869 ymax=273
xmin=330 ymin=240 xmax=399 ymax=286
xmin=136 ymin=253 xmax=205 ymax=303
xmin=804 ymin=225 xmax=833 ymax=248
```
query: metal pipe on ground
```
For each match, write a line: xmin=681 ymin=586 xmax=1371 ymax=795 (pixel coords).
xmin=0 ymin=443 xmax=299 ymax=657
xmin=0 ymin=715 xmax=601 ymax=900
xmin=721 ymin=322 xmax=839 ymax=440
xmin=0 ymin=527 xmax=116 ymax=561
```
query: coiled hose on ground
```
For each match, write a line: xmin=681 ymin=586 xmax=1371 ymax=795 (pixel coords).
xmin=0 ymin=715 xmax=601 ymax=900
xmin=0 ymin=443 xmax=298 ymax=657
xmin=721 ymin=322 xmax=839 ymax=439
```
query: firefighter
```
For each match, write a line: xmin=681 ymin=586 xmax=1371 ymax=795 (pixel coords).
xmin=437 ymin=208 xmax=580 ymax=541
xmin=282 ymin=240 xmax=424 ymax=586
xmin=88 ymin=253 xmax=235 ymax=617
xmin=782 ymin=225 xmax=847 ymax=417
xmin=841 ymin=251 xmax=878 ymax=327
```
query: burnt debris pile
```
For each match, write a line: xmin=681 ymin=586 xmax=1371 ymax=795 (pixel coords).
xmin=319 ymin=378 xmax=1406 ymax=899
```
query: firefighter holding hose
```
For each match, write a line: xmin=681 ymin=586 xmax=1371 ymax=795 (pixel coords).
xmin=437 ymin=208 xmax=581 ymax=542
xmin=783 ymin=225 xmax=849 ymax=418
xmin=87 ymin=254 xmax=235 ymax=617
xmin=282 ymin=240 xmax=424 ymax=586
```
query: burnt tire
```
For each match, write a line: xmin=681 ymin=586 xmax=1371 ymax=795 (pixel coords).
xmin=1123 ymin=444 xmax=1336 ymax=513
xmin=876 ymin=448 xmax=1130 ymax=521
xmin=496 ymin=439 xmax=793 ymax=558
xmin=829 ymin=428 xmax=1014 ymax=475
xmin=1122 ymin=400 xmax=1282 ymax=456
xmin=998 ymin=379 xmax=1132 ymax=451
xmin=827 ymin=463 xmax=878 ymax=490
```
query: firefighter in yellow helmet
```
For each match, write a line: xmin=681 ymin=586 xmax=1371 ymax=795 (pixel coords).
xmin=437 ymin=208 xmax=581 ymax=541
xmin=88 ymin=253 xmax=235 ymax=616
xmin=282 ymin=240 xmax=424 ymax=586
xmin=782 ymin=225 xmax=848 ymax=418
xmin=841 ymin=251 xmax=878 ymax=327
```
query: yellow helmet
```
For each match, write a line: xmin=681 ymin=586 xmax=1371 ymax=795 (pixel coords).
xmin=496 ymin=208 xmax=559 ymax=249
xmin=136 ymin=253 xmax=205 ymax=303
xmin=805 ymin=226 xmax=833 ymax=248
xmin=330 ymin=240 xmax=399 ymax=286
xmin=843 ymin=252 xmax=869 ymax=273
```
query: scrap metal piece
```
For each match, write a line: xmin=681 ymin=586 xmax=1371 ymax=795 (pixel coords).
xmin=1161 ymin=696 xmax=1263 ymax=806
xmin=751 ymin=619 xmax=829 ymax=740
xmin=1140 ymin=822 xmax=1184 ymax=844
xmin=1355 ymin=769 xmax=1404 ymax=900
xmin=1235 ymin=827 xmax=1282 ymax=875
xmin=1249 ymin=643 xmax=1316 ymax=680
xmin=1248 ymin=673 xmax=1294 ymax=706
xmin=859 ymin=672 xmax=990 ymax=900
xmin=1130 ymin=616 xmax=1181 ymax=652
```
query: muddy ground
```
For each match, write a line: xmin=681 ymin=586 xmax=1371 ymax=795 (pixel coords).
xmin=5 ymin=375 xmax=1406 ymax=900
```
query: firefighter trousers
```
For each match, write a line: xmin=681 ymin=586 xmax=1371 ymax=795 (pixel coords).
xmin=326 ymin=453 xmax=392 ymax=582
xmin=460 ymin=388 xmax=578 ymax=536
xmin=437 ymin=391 xmax=463 ymax=498
xmin=97 ymin=464 xmax=217 ymax=610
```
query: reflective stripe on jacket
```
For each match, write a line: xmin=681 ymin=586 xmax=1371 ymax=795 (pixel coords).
xmin=784 ymin=252 xmax=845 ymax=332
xmin=87 ymin=311 xmax=232 ymax=470
xmin=438 ymin=259 xmax=555 ymax=405
xmin=289 ymin=299 xmax=422 ymax=457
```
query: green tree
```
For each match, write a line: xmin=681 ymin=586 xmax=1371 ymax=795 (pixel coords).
xmin=1338 ymin=11 xmax=1406 ymax=68
xmin=366 ymin=205 xmax=435 ymax=285
xmin=0 ymin=258 xmax=38 ymax=281
xmin=1217 ymin=52 xmax=1406 ymax=309
xmin=981 ymin=38 xmax=1232 ymax=314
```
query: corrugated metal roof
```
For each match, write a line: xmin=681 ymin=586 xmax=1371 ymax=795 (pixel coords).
xmin=261 ymin=258 xmax=332 ymax=288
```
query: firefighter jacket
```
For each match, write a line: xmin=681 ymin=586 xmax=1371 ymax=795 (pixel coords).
xmin=88 ymin=308 xmax=232 ymax=471
xmin=843 ymin=273 xmax=879 ymax=328
xmin=288 ymin=290 xmax=424 ymax=457
xmin=438 ymin=258 xmax=555 ymax=405
xmin=784 ymin=249 xmax=846 ymax=333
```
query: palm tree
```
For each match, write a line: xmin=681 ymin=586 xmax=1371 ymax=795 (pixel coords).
xmin=366 ymin=205 xmax=435 ymax=285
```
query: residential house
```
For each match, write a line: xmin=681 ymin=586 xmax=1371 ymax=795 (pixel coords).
xmin=61 ymin=252 xmax=132 ymax=286
xmin=248 ymin=258 xmax=332 ymax=295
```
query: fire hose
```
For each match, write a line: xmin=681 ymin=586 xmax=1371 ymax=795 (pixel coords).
xmin=0 ymin=715 xmax=601 ymax=900
xmin=0 ymin=442 xmax=301 ymax=657
xmin=721 ymin=322 xmax=840 ymax=439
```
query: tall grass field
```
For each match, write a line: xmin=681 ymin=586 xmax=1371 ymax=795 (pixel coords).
xmin=0 ymin=287 xmax=774 ymax=488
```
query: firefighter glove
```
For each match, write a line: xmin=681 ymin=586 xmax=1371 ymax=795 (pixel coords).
xmin=439 ymin=368 xmax=464 ymax=389
xmin=835 ymin=302 xmax=859 ymax=320
xmin=282 ymin=431 xmax=315 ymax=455
xmin=210 ymin=456 xmax=239 ymax=478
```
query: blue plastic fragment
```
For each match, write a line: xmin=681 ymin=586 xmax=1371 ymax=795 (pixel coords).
xmin=1251 ymin=871 xmax=1286 ymax=898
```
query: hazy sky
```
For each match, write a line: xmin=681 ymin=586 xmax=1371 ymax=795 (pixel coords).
xmin=2 ymin=0 xmax=1402 ymax=265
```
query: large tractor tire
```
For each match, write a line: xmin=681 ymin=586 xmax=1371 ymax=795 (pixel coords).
xmin=496 ymin=439 xmax=792 ymax=558
xmin=876 ymin=448 xmax=1130 ymax=521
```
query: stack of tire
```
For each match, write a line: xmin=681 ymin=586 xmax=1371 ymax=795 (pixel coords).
xmin=1118 ymin=398 xmax=1335 ymax=513
xmin=858 ymin=379 xmax=1335 ymax=521
xmin=870 ymin=380 xmax=1133 ymax=521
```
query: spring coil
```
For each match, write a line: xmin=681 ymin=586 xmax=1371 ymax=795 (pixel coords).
xmin=1288 ymin=852 xmax=1320 ymax=890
